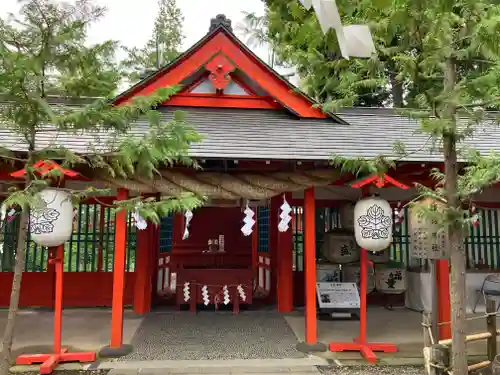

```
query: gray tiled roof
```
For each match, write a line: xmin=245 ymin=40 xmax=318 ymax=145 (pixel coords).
xmin=0 ymin=106 xmax=498 ymax=161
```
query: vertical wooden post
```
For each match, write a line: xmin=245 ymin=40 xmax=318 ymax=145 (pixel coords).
xmin=296 ymin=187 xmax=326 ymax=353
xmin=487 ymin=299 xmax=497 ymax=362
xmin=277 ymin=192 xmax=293 ymax=312
xmin=53 ymin=244 xmax=64 ymax=354
xmin=110 ymin=188 xmax=128 ymax=349
xmin=304 ymin=187 xmax=316 ymax=344
xmin=430 ymin=344 xmax=450 ymax=375
xmin=133 ymin=222 xmax=153 ymax=314
xmin=436 ymin=260 xmax=451 ymax=340
xmin=358 ymin=248 xmax=368 ymax=344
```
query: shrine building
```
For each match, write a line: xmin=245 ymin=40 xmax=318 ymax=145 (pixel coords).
xmin=1 ymin=14 xmax=500 ymax=355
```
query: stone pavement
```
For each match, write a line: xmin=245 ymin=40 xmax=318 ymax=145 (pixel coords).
xmin=93 ymin=358 xmax=328 ymax=375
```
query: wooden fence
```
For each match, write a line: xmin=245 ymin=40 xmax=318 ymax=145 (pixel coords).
xmin=423 ymin=299 xmax=499 ymax=374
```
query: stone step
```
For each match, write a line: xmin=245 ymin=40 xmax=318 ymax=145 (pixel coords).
xmin=109 ymin=367 xmax=320 ymax=375
xmin=100 ymin=358 xmax=326 ymax=375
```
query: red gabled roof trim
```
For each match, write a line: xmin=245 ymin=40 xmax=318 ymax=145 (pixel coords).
xmin=166 ymin=94 xmax=282 ymax=110
xmin=113 ymin=25 xmax=347 ymax=123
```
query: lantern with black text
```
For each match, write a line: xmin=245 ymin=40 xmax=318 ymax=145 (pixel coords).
xmin=30 ymin=188 xmax=73 ymax=247
xmin=354 ymin=197 xmax=393 ymax=252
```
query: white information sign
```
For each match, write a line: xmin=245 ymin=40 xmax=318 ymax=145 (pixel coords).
xmin=316 ymin=282 xmax=360 ymax=309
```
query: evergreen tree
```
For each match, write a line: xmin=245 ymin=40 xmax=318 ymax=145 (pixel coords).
xmin=121 ymin=0 xmax=184 ymax=83
xmin=260 ymin=0 xmax=393 ymax=108
xmin=324 ymin=1 xmax=500 ymax=374
xmin=0 ymin=1 xmax=201 ymax=373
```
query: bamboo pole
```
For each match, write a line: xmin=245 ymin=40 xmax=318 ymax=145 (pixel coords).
xmin=439 ymin=331 xmax=497 ymax=346
xmin=487 ymin=299 xmax=497 ymax=362
xmin=468 ymin=361 xmax=491 ymax=372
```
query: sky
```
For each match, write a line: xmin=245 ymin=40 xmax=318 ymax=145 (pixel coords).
xmin=0 ymin=0 xmax=270 ymax=63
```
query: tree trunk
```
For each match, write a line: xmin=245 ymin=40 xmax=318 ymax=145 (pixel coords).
xmin=0 ymin=208 xmax=29 ymax=375
xmin=443 ymin=57 xmax=468 ymax=375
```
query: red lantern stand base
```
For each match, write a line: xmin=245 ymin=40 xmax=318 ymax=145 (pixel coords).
xmin=330 ymin=174 xmax=408 ymax=363
xmin=329 ymin=248 xmax=397 ymax=363
xmin=16 ymin=245 xmax=96 ymax=374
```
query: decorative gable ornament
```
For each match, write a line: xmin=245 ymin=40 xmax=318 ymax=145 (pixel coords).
xmin=298 ymin=0 xmax=376 ymax=59
xmin=354 ymin=197 xmax=393 ymax=252
xmin=30 ymin=188 xmax=73 ymax=247
xmin=205 ymin=53 xmax=236 ymax=91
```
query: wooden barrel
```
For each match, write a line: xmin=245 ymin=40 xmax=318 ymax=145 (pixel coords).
xmin=317 ymin=263 xmax=341 ymax=282
xmin=368 ymin=248 xmax=390 ymax=264
xmin=375 ymin=265 xmax=407 ymax=294
xmin=321 ymin=230 xmax=359 ymax=264
xmin=339 ymin=202 xmax=355 ymax=229
xmin=343 ymin=263 xmax=375 ymax=293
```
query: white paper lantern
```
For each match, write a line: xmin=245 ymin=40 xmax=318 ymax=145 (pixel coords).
xmin=354 ymin=197 xmax=393 ymax=251
xmin=30 ymin=188 xmax=73 ymax=247
xmin=375 ymin=266 xmax=406 ymax=294
xmin=343 ymin=263 xmax=375 ymax=294
xmin=321 ymin=230 xmax=359 ymax=264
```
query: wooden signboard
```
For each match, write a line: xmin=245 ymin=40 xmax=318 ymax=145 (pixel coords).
xmin=316 ymin=282 xmax=360 ymax=310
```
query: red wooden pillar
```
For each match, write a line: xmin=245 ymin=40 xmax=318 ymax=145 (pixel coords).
xmin=277 ymin=192 xmax=293 ymax=312
xmin=269 ymin=196 xmax=280 ymax=301
xmin=133 ymin=222 xmax=153 ymax=314
xmin=101 ymin=188 xmax=132 ymax=357
xmin=436 ymin=260 xmax=451 ymax=339
xmin=297 ymin=187 xmax=326 ymax=352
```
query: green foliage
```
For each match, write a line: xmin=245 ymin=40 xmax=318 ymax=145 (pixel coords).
xmin=260 ymin=0 xmax=392 ymax=108
xmin=0 ymin=0 xmax=121 ymax=98
xmin=0 ymin=0 xmax=204 ymax=221
xmin=121 ymin=0 xmax=184 ymax=83
xmin=330 ymin=155 xmax=395 ymax=177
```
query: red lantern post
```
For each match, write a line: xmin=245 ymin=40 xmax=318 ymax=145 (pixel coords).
xmin=13 ymin=161 xmax=95 ymax=374
xmin=329 ymin=173 xmax=408 ymax=363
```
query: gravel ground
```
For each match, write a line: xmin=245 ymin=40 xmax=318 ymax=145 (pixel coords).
xmin=119 ymin=311 xmax=305 ymax=360
xmin=318 ymin=366 xmax=424 ymax=375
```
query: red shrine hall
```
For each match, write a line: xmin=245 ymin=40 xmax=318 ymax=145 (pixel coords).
xmin=3 ymin=13 xmax=500 ymax=369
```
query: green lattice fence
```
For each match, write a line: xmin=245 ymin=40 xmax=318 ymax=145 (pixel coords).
xmin=257 ymin=205 xmax=270 ymax=253
xmin=1 ymin=203 xmax=137 ymax=272
xmin=291 ymin=205 xmax=500 ymax=270
xmin=158 ymin=215 xmax=173 ymax=254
